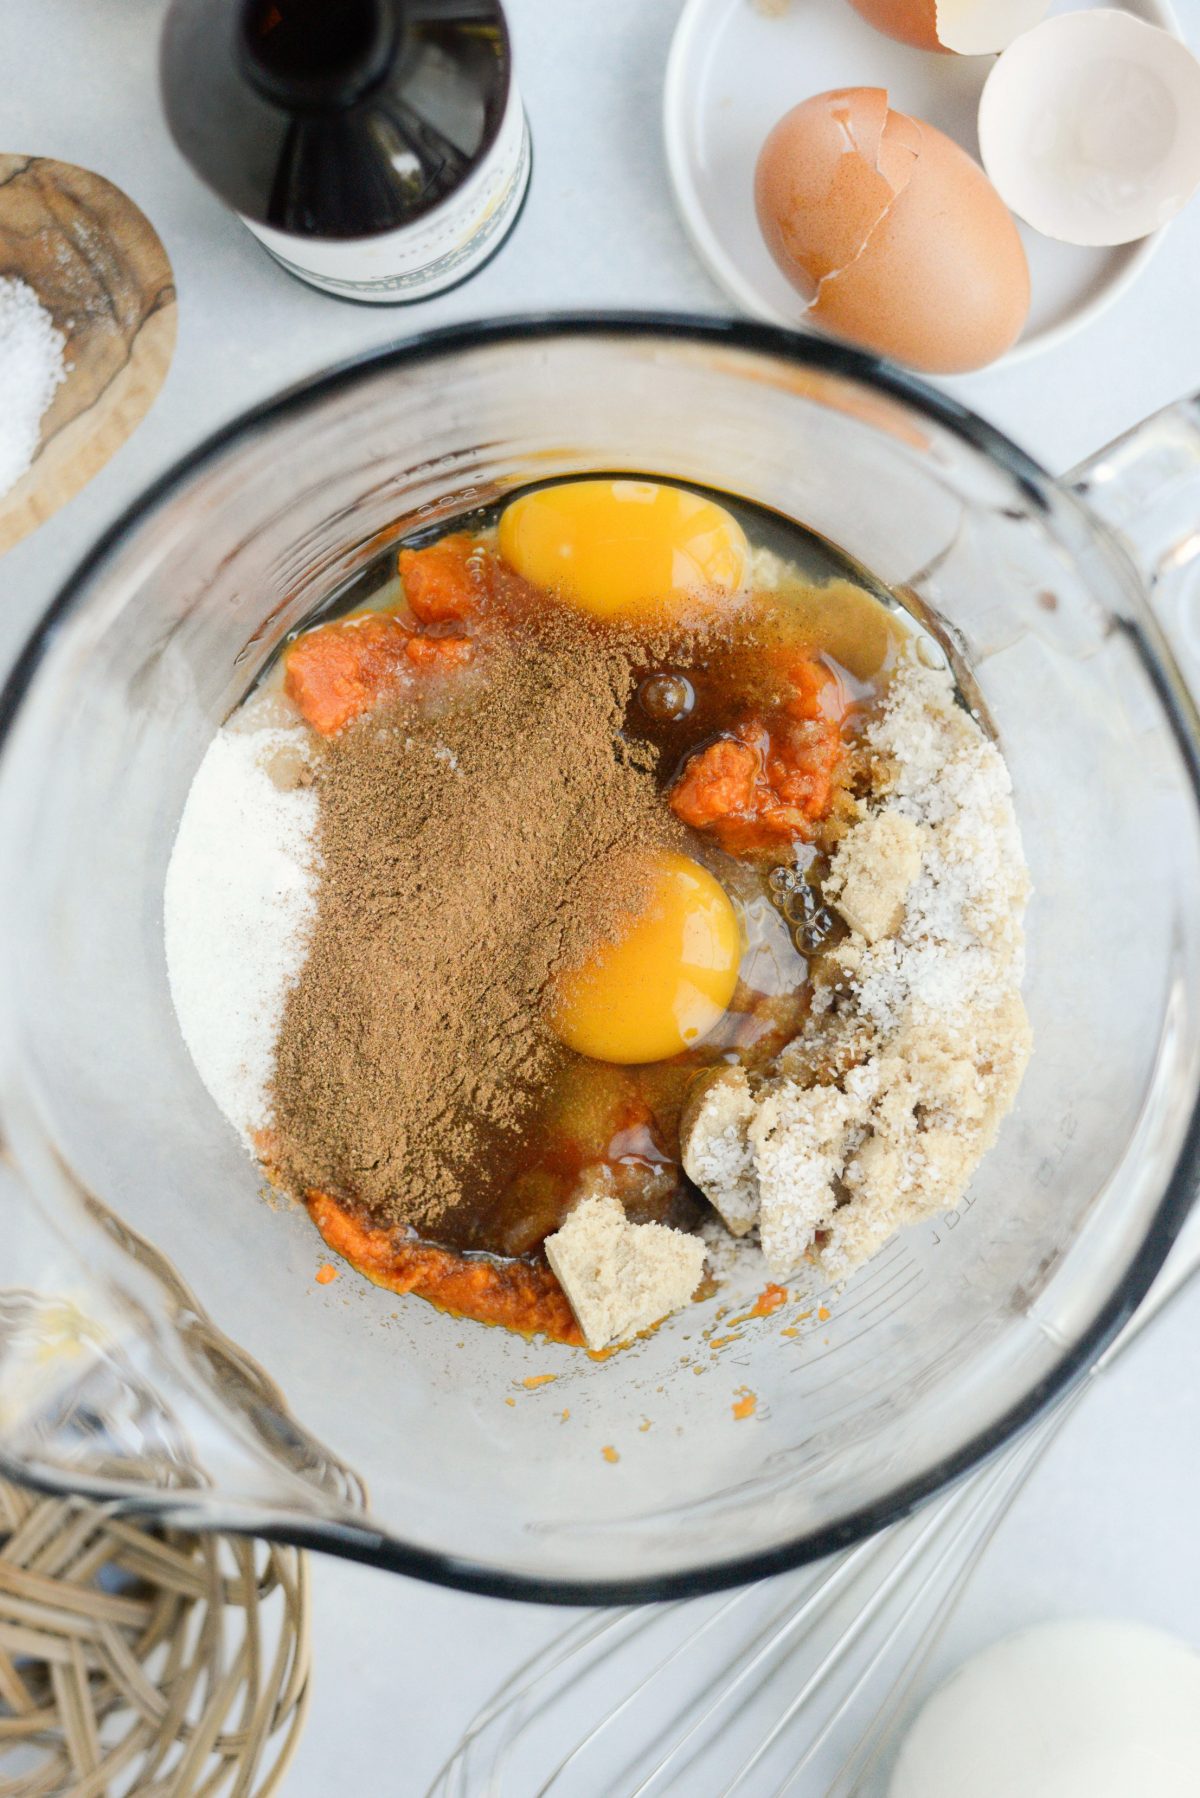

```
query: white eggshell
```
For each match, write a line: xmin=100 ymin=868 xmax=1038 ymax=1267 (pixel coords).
xmin=935 ymin=0 xmax=1049 ymax=56
xmin=890 ymin=1620 xmax=1200 ymax=1798
xmin=979 ymin=10 xmax=1200 ymax=246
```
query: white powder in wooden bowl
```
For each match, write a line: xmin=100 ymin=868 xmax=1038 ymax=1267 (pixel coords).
xmin=164 ymin=724 xmax=319 ymax=1144
xmin=0 ymin=277 xmax=66 ymax=498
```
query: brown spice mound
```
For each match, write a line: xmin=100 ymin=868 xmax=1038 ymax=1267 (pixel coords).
xmin=268 ymin=609 xmax=682 ymax=1236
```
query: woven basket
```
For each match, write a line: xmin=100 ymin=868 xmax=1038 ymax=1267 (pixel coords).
xmin=0 ymin=1480 xmax=310 ymax=1797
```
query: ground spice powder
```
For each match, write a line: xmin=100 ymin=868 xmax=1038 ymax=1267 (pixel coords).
xmin=268 ymin=609 xmax=682 ymax=1238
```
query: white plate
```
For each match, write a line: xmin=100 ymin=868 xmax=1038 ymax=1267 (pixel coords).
xmin=663 ymin=0 xmax=1181 ymax=365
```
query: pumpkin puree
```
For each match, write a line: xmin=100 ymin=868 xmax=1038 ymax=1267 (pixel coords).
xmin=306 ymin=1190 xmax=584 ymax=1345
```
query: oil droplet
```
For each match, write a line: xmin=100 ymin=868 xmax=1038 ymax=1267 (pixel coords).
xmin=638 ymin=671 xmax=695 ymax=722
xmin=732 ymin=1387 xmax=758 ymax=1421
xmin=800 ymin=907 xmax=835 ymax=952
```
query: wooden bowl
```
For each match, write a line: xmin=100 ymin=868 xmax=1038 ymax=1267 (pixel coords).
xmin=0 ymin=156 xmax=176 ymax=557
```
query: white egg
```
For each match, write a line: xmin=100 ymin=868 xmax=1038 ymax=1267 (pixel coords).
xmin=979 ymin=10 xmax=1200 ymax=246
xmin=890 ymin=1620 xmax=1200 ymax=1798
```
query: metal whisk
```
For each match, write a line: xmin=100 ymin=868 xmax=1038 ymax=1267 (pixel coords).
xmin=432 ymin=1203 xmax=1200 ymax=1798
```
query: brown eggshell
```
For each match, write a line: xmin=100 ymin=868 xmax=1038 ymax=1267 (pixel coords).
xmin=754 ymin=89 xmax=916 ymax=301
xmin=810 ymin=119 xmax=1030 ymax=373
xmin=844 ymin=0 xmax=946 ymax=50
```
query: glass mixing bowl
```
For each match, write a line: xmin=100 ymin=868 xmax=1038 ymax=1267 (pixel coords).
xmin=2 ymin=317 xmax=1200 ymax=1603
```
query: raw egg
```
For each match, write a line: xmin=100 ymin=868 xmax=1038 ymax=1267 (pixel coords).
xmin=549 ymin=851 xmax=741 ymax=1065
xmin=754 ymin=88 xmax=1030 ymax=373
xmin=497 ymin=480 xmax=748 ymax=620
xmin=846 ymin=0 xmax=1048 ymax=56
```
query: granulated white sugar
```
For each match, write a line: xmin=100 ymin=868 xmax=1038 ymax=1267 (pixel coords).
xmin=0 ymin=277 xmax=67 ymax=498
xmin=164 ymin=725 xmax=319 ymax=1143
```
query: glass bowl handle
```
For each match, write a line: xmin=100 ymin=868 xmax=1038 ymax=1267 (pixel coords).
xmin=1071 ymin=398 xmax=1200 ymax=716
xmin=0 ymin=1138 xmax=367 ymax=1530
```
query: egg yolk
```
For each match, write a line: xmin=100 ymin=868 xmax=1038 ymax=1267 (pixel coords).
xmin=497 ymin=480 xmax=748 ymax=620
xmin=549 ymin=852 xmax=742 ymax=1064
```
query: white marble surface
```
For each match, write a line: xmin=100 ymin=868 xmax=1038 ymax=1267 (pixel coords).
xmin=3 ymin=1 xmax=1200 ymax=1791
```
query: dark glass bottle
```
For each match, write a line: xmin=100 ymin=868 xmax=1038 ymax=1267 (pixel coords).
xmin=160 ymin=0 xmax=530 ymax=303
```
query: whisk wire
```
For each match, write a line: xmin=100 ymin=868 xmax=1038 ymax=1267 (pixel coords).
xmin=432 ymin=1208 xmax=1200 ymax=1798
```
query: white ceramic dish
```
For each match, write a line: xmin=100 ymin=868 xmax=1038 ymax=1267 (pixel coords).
xmin=663 ymin=0 xmax=1182 ymax=366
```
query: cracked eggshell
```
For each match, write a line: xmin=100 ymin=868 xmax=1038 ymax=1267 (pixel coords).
xmin=753 ymin=89 xmax=918 ymax=302
xmin=846 ymin=0 xmax=1049 ymax=55
xmin=979 ymin=10 xmax=1200 ymax=247
xmin=754 ymin=89 xmax=1030 ymax=375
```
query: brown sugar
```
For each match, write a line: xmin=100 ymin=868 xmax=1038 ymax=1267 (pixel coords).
xmin=267 ymin=607 xmax=684 ymax=1237
xmin=681 ymin=661 xmax=1031 ymax=1282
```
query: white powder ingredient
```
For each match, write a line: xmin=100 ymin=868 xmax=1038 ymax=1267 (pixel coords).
xmin=164 ymin=726 xmax=319 ymax=1144
xmin=0 ymin=277 xmax=67 ymax=498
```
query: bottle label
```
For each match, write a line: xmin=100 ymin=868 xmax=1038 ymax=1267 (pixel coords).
xmin=242 ymin=83 xmax=531 ymax=303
